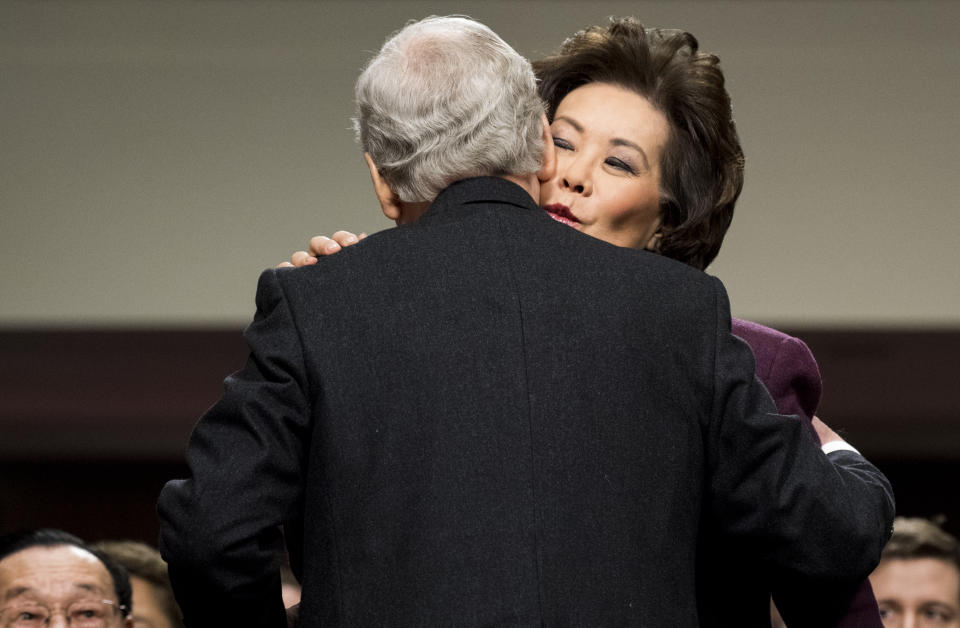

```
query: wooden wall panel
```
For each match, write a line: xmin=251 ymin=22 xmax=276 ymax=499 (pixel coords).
xmin=1 ymin=327 xmax=958 ymax=541
xmin=791 ymin=329 xmax=960 ymax=458
xmin=3 ymin=327 xmax=958 ymax=459
xmin=1 ymin=329 xmax=247 ymax=459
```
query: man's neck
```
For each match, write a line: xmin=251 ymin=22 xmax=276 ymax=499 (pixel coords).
xmin=395 ymin=174 xmax=538 ymax=225
xmin=498 ymin=173 xmax=539 ymax=205
xmin=394 ymin=200 xmax=431 ymax=225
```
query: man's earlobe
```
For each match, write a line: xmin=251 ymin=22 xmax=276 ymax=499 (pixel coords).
xmin=537 ymin=113 xmax=557 ymax=183
xmin=644 ymin=226 xmax=663 ymax=252
xmin=364 ymin=153 xmax=401 ymax=221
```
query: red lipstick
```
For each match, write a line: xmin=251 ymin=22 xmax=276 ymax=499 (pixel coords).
xmin=543 ymin=204 xmax=580 ymax=228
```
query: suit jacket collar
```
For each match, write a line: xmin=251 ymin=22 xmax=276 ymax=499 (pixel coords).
xmin=418 ymin=177 xmax=541 ymax=224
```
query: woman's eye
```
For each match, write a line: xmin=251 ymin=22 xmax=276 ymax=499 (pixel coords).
xmin=552 ymin=137 xmax=573 ymax=150
xmin=605 ymin=157 xmax=636 ymax=174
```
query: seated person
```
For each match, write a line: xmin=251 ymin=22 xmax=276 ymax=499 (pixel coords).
xmin=94 ymin=540 xmax=183 ymax=628
xmin=0 ymin=528 xmax=133 ymax=627
xmin=869 ymin=517 xmax=960 ymax=627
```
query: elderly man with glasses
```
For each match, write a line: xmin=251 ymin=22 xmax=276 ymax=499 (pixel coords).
xmin=0 ymin=529 xmax=132 ymax=628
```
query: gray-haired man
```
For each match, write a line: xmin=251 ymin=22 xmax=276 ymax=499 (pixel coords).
xmin=158 ymin=16 xmax=892 ymax=627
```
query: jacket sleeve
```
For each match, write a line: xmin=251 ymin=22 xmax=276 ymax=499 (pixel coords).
xmin=764 ymin=331 xmax=824 ymax=445
xmin=704 ymin=277 xmax=894 ymax=585
xmin=157 ymin=268 xmax=311 ymax=627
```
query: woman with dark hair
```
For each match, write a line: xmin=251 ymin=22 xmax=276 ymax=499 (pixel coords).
xmin=535 ymin=19 xmax=744 ymax=273
xmin=533 ymin=22 xmax=878 ymax=625
xmin=288 ymin=17 xmax=880 ymax=627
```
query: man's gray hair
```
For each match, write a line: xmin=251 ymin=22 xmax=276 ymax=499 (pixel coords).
xmin=354 ymin=16 xmax=545 ymax=203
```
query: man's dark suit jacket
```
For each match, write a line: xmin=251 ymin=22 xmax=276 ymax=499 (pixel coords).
xmin=158 ymin=177 xmax=894 ymax=627
xmin=701 ymin=320 xmax=883 ymax=627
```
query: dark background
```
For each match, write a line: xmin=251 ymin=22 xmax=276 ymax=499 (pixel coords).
xmin=2 ymin=328 xmax=958 ymax=543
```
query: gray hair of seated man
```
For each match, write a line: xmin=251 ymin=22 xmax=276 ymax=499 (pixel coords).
xmin=354 ymin=15 xmax=545 ymax=203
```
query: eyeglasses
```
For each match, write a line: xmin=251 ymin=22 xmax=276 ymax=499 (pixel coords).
xmin=0 ymin=599 xmax=126 ymax=627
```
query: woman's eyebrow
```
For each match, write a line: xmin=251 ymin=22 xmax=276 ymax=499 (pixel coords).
xmin=552 ymin=115 xmax=582 ymax=132
xmin=610 ymin=138 xmax=650 ymax=170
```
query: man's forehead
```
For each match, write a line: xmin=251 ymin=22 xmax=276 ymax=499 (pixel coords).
xmin=0 ymin=545 xmax=113 ymax=601
xmin=873 ymin=557 xmax=960 ymax=604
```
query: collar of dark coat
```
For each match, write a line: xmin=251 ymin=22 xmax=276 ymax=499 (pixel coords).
xmin=418 ymin=176 xmax=541 ymax=224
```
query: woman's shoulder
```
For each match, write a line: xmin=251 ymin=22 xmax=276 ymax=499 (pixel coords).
xmin=731 ymin=317 xmax=796 ymax=345
xmin=731 ymin=317 xmax=822 ymax=420
xmin=731 ymin=318 xmax=817 ymax=367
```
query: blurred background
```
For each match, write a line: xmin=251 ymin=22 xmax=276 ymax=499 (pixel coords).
xmin=2 ymin=0 xmax=958 ymax=542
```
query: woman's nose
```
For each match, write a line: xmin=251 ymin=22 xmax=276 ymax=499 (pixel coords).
xmin=561 ymin=158 xmax=592 ymax=195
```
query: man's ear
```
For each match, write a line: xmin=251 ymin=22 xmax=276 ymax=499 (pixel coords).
xmin=537 ymin=113 xmax=556 ymax=183
xmin=644 ymin=231 xmax=662 ymax=252
xmin=364 ymin=153 xmax=401 ymax=221
xmin=643 ymin=222 xmax=664 ymax=252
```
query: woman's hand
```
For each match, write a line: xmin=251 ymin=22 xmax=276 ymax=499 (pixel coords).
xmin=811 ymin=415 xmax=843 ymax=446
xmin=278 ymin=231 xmax=367 ymax=268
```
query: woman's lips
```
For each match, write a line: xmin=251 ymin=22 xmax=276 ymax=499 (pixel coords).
xmin=543 ymin=204 xmax=580 ymax=228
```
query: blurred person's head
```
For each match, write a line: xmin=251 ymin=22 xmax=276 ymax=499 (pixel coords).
xmin=0 ymin=528 xmax=133 ymax=627
xmin=354 ymin=15 xmax=553 ymax=224
xmin=93 ymin=541 xmax=183 ymax=628
xmin=870 ymin=517 xmax=960 ymax=627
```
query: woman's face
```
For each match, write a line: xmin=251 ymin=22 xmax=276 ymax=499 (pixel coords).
xmin=540 ymin=82 xmax=669 ymax=250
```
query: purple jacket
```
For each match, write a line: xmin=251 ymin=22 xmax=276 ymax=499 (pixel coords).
xmin=731 ymin=318 xmax=882 ymax=628
xmin=731 ymin=318 xmax=822 ymax=423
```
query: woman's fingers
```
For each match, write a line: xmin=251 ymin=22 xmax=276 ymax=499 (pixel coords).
xmin=281 ymin=231 xmax=369 ymax=268
xmin=309 ymin=231 xmax=365 ymax=256
xmin=290 ymin=250 xmax=318 ymax=267
xmin=309 ymin=235 xmax=342 ymax=257
xmin=332 ymin=230 xmax=362 ymax=246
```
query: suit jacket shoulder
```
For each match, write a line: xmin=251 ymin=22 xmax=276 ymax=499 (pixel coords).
xmin=159 ymin=177 xmax=893 ymax=627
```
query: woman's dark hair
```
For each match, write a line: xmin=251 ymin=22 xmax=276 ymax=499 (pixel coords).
xmin=534 ymin=17 xmax=745 ymax=270
xmin=0 ymin=528 xmax=133 ymax=614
